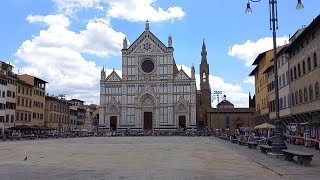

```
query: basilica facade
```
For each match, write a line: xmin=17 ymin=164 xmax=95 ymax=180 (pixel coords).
xmin=99 ymin=22 xmax=197 ymax=131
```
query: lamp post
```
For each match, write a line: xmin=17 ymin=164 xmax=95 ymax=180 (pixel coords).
xmin=245 ymin=0 xmax=304 ymax=153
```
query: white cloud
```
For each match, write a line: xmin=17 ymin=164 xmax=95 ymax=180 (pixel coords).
xmin=228 ymin=36 xmax=289 ymax=66
xmin=53 ymin=0 xmax=103 ymax=15
xmin=26 ymin=14 xmax=71 ymax=27
xmin=19 ymin=20 xmax=125 ymax=58
xmin=243 ymin=76 xmax=254 ymax=85
xmin=15 ymin=17 xmax=126 ymax=104
xmin=52 ymin=0 xmax=185 ymax=22
xmin=179 ymin=65 xmax=249 ymax=108
xmin=107 ymin=0 xmax=185 ymax=22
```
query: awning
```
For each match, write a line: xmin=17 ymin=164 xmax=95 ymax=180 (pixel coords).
xmin=254 ymin=123 xmax=275 ymax=129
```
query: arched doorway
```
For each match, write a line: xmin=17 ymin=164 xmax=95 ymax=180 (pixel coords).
xmin=179 ymin=115 xmax=186 ymax=130
xmin=110 ymin=116 xmax=117 ymax=131
xmin=235 ymin=118 xmax=243 ymax=129
xmin=140 ymin=95 xmax=155 ymax=131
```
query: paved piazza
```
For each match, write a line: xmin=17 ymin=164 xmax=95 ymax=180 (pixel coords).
xmin=0 ymin=137 xmax=319 ymax=180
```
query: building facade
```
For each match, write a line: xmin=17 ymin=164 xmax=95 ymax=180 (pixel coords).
xmin=69 ymin=99 xmax=85 ymax=131
xmin=206 ymin=97 xmax=255 ymax=134
xmin=15 ymin=79 xmax=33 ymax=125
xmin=250 ymin=49 xmax=278 ymax=125
xmin=0 ymin=68 xmax=7 ymax=133
xmin=284 ymin=15 xmax=320 ymax=123
xmin=99 ymin=22 xmax=197 ymax=131
xmin=3 ymin=63 xmax=18 ymax=127
xmin=45 ymin=96 xmax=70 ymax=133
xmin=18 ymin=75 xmax=47 ymax=125
xmin=276 ymin=47 xmax=291 ymax=120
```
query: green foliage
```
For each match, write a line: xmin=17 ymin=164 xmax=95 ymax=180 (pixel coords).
xmin=1 ymin=63 xmax=9 ymax=71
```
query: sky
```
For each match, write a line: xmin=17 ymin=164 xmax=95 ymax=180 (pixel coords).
xmin=0 ymin=0 xmax=319 ymax=107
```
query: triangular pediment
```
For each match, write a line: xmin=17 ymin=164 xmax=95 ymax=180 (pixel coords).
xmin=127 ymin=31 xmax=167 ymax=54
xmin=139 ymin=84 xmax=156 ymax=97
xmin=106 ymin=71 xmax=122 ymax=82
xmin=176 ymin=95 xmax=188 ymax=112
xmin=174 ymin=69 xmax=190 ymax=80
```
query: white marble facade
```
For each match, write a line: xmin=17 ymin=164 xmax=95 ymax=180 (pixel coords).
xmin=99 ymin=22 xmax=197 ymax=131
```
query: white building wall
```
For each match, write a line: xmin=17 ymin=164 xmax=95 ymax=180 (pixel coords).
xmin=278 ymin=53 xmax=291 ymax=117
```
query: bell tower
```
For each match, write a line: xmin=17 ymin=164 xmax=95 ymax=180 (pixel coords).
xmin=200 ymin=40 xmax=211 ymax=108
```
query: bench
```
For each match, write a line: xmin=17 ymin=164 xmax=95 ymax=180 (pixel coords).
xmin=282 ymin=149 xmax=314 ymax=166
xmin=238 ymin=140 xmax=247 ymax=146
xmin=247 ymin=142 xmax=258 ymax=149
xmin=7 ymin=135 xmax=21 ymax=140
xmin=259 ymin=145 xmax=272 ymax=154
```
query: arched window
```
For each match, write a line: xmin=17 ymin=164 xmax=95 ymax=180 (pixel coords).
xmin=291 ymin=93 xmax=295 ymax=106
xmin=295 ymin=91 xmax=298 ymax=105
xmin=294 ymin=66 xmax=297 ymax=79
xmin=280 ymin=98 xmax=283 ymax=109
xmin=284 ymin=95 xmax=287 ymax=109
xmin=315 ymin=82 xmax=320 ymax=99
xmin=298 ymin=63 xmax=301 ymax=77
xmin=299 ymin=89 xmax=303 ymax=103
xmin=302 ymin=60 xmax=306 ymax=74
xmin=314 ymin=53 xmax=318 ymax=68
xmin=304 ymin=87 xmax=308 ymax=102
xmin=290 ymin=69 xmax=293 ymax=82
xmin=309 ymin=84 xmax=314 ymax=101
xmin=203 ymin=73 xmax=206 ymax=82
xmin=308 ymin=57 xmax=311 ymax=71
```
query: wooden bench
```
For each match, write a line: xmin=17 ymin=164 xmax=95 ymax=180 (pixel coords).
xmin=259 ymin=145 xmax=272 ymax=154
xmin=247 ymin=142 xmax=258 ymax=149
xmin=282 ymin=149 xmax=314 ymax=166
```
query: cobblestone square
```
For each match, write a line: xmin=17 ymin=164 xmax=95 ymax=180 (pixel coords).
xmin=0 ymin=137 xmax=319 ymax=180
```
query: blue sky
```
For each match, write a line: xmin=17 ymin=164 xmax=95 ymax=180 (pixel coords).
xmin=0 ymin=0 xmax=319 ymax=107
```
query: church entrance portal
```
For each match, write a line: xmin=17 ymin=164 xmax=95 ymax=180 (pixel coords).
xmin=179 ymin=115 xmax=186 ymax=130
xmin=110 ymin=116 xmax=117 ymax=131
xmin=143 ymin=112 xmax=153 ymax=131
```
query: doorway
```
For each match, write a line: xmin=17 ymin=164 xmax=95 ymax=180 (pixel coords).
xmin=143 ymin=112 xmax=153 ymax=131
xmin=110 ymin=116 xmax=117 ymax=131
xmin=179 ymin=115 xmax=186 ymax=130
xmin=198 ymin=121 xmax=205 ymax=130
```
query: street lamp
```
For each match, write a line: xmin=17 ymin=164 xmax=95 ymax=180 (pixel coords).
xmin=245 ymin=0 xmax=304 ymax=154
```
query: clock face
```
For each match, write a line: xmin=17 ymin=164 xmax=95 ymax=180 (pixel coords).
xmin=141 ymin=59 xmax=154 ymax=73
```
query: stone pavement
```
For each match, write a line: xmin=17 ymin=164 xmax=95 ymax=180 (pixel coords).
xmin=0 ymin=137 xmax=318 ymax=180
xmin=214 ymin=137 xmax=320 ymax=180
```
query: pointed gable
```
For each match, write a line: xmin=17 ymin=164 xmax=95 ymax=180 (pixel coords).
xmin=174 ymin=69 xmax=191 ymax=80
xmin=139 ymin=84 xmax=156 ymax=97
xmin=127 ymin=31 xmax=168 ymax=54
xmin=106 ymin=71 xmax=122 ymax=82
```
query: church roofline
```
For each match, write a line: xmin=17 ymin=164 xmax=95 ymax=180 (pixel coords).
xmin=127 ymin=30 xmax=168 ymax=52
xmin=105 ymin=70 xmax=122 ymax=81
xmin=173 ymin=68 xmax=191 ymax=80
